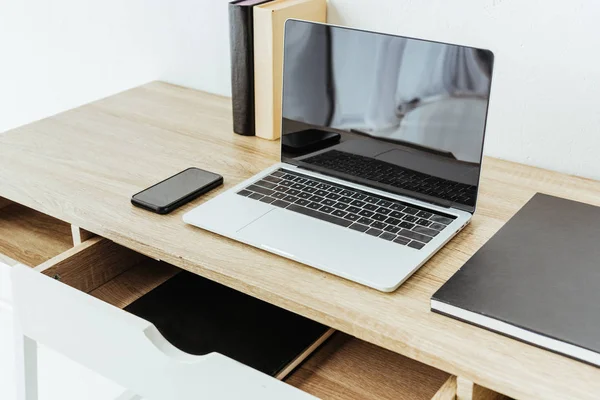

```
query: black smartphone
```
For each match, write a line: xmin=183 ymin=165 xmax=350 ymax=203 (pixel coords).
xmin=131 ymin=167 xmax=223 ymax=214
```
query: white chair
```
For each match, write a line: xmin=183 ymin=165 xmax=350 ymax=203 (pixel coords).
xmin=12 ymin=265 xmax=315 ymax=400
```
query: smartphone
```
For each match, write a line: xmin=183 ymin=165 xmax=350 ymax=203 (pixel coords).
xmin=131 ymin=168 xmax=223 ymax=214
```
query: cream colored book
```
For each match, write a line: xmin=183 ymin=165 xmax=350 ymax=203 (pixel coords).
xmin=253 ymin=0 xmax=326 ymax=140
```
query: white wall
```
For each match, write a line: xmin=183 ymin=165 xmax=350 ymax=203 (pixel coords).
xmin=1 ymin=0 xmax=599 ymax=180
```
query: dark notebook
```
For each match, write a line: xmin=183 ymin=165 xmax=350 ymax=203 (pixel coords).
xmin=125 ymin=270 xmax=330 ymax=377
xmin=228 ymin=0 xmax=271 ymax=136
xmin=431 ymin=193 xmax=600 ymax=366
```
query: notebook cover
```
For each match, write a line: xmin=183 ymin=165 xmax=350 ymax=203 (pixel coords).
xmin=253 ymin=0 xmax=327 ymax=140
xmin=228 ymin=0 xmax=272 ymax=136
xmin=124 ymin=270 xmax=329 ymax=377
xmin=432 ymin=193 xmax=600 ymax=358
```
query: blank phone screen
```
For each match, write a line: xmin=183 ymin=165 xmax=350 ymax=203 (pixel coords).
xmin=134 ymin=168 xmax=221 ymax=208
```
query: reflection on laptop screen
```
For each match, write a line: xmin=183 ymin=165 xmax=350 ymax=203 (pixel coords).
xmin=281 ymin=20 xmax=493 ymax=213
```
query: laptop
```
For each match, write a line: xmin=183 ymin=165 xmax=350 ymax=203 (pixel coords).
xmin=184 ymin=20 xmax=494 ymax=292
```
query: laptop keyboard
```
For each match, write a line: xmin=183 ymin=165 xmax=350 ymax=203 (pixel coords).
xmin=237 ymin=169 xmax=456 ymax=250
xmin=302 ymin=150 xmax=477 ymax=207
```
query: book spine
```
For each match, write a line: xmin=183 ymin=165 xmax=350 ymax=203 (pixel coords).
xmin=229 ymin=3 xmax=255 ymax=136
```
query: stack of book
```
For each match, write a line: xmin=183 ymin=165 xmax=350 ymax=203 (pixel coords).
xmin=228 ymin=0 xmax=327 ymax=140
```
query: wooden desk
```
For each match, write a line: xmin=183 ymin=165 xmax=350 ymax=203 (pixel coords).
xmin=1 ymin=82 xmax=600 ymax=399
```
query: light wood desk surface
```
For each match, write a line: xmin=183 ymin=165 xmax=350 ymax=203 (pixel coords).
xmin=1 ymin=82 xmax=600 ymax=400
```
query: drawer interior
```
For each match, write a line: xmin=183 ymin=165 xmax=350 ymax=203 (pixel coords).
xmin=0 ymin=198 xmax=73 ymax=266
xmin=87 ymin=249 xmax=452 ymax=400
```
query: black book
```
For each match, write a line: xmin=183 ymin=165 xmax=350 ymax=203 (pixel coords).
xmin=431 ymin=193 xmax=600 ymax=366
xmin=228 ymin=0 xmax=272 ymax=136
xmin=125 ymin=270 xmax=332 ymax=378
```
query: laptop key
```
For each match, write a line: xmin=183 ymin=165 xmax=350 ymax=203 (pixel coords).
xmin=430 ymin=222 xmax=446 ymax=231
xmin=365 ymin=196 xmax=379 ymax=204
xmin=307 ymin=202 xmax=322 ymax=210
xmin=320 ymin=206 xmax=335 ymax=213
xmin=372 ymin=221 xmax=387 ymax=230
xmin=403 ymin=215 xmax=418 ymax=223
xmin=248 ymin=192 xmax=264 ymax=200
xmin=430 ymin=215 xmax=454 ymax=225
xmin=329 ymin=187 xmax=343 ymax=194
xmin=404 ymin=207 xmax=419 ymax=215
xmin=377 ymin=207 xmax=392 ymax=215
xmin=351 ymin=200 xmax=366 ymax=207
xmin=385 ymin=217 xmax=401 ymax=225
xmin=272 ymin=192 xmax=287 ymax=199
xmin=364 ymin=203 xmax=378 ymax=211
xmin=344 ymin=213 xmax=360 ymax=222
xmin=377 ymin=199 xmax=392 ymax=207
xmin=295 ymin=198 xmax=311 ymax=207
xmin=399 ymin=221 xmax=415 ymax=229
xmin=358 ymin=209 xmax=374 ymax=217
xmin=417 ymin=211 xmax=433 ymax=219
xmin=380 ymin=232 xmax=396 ymax=241
xmin=322 ymin=199 xmax=336 ymax=206
xmin=346 ymin=206 xmax=361 ymax=214
xmin=413 ymin=226 xmax=440 ymax=237
xmin=393 ymin=236 xmax=410 ymax=246
xmin=390 ymin=211 xmax=405 ymax=219
xmin=384 ymin=225 xmax=400 ymax=234
xmin=286 ymin=189 xmax=301 ymax=196
xmin=332 ymin=210 xmax=347 ymax=218
xmin=315 ymin=189 xmax=329 ymax=197
xmin=273 ymin=186 xmax=288 ymax=192
xmin=317 ymin=183 xmax=330 ymax=190
xmin=333 ymin=202 xmax=348 ymax=210
xmin=287 ymin=204 xmax=352 ymax=227
xmin=407 ymin=241 xmax=425 ymax=250
xmin=263 ymin=176 xmax=282 ymax=184
xmin=279 ymin=180 xmax=293 ymax=187
xmin=349 ymin=223 xmax=369 ymax=232
xmin=326 ymin=192 xmax=341 ymax=200
xmin=309 ymin=195 xmax=324 ymax=202
xmin=271 ymin=171 xmax=285 ymax=177
xmin=365 ymin=228 xmax=383 ymax=237
xmin=389 ymin=203 xmax=405 ymax=211
xmin=340 ymin=189 xmax=355 ymax=196
xmin=352 ymin=193 xmax=367 ymax=200
xmin=256 ymin=180 xmax=277 ymax=189
xmin=237 ymin=189 xmax=252 ymax=197
xmin=416 ymin=218 xmax=432 ymax=227
xmin=297 ymin=192 xmax=311 ymax=199
xmin=304 ymin=187 xmax=317 ymax=193
xmin=248 ymin=185 xmax=274 ymax=196
xmin=358 ymin=217 xmax=373 ymax=225
xmin=305 ymin=180 xmax=319 ymax=187
xmin=272 ymin=200 xmax=291 ymax=208
xmin=397 ymin=229 xmax=432 ymax=243
xmin=283 ymin=195 xmax=298 ymax=203
xmin=291 ymin=183 xmax=305 ymax=190
xmin=372 ymin=213 xmax=387 ymax=222
xmin=339 ymin=196 xmax=353 ymax=204
xmin=259 ymin=196 xmax=276 ymax=204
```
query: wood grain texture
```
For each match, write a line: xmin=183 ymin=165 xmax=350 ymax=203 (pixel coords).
xmin=90 ymin=259 xmax=180 ymax=308
xmin=431 ymin=376 xmax=457 ymax=400
xmin=36 ymin=237 xmax=146 ymax=293
xmin=457 ymin=377 xmax=507 ymax=400
xmin=0 ymin=203 xmax=72 ymax=266
xmin=1 ymin=82 xmax=600 ymax=399
xmin=71 ymin=225 xmax=95 ymax=246
xmin=287 ymin=333 xmax=450 ymax=400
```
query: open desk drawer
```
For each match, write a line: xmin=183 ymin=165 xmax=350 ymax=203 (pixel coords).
xmin=12 ymin=236 xmax=454 ymax=400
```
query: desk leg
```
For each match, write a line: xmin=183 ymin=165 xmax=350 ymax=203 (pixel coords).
xmin=71 ymin=225 xmax=95 ymax=246
xmin=14 ymin=323 xmax=38 ymax=400
xmin=456 ymin=376 xmax=506 ymax=400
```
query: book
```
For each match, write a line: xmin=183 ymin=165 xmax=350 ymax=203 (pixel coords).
xmin=253 ymin=0 xmax=327 ymax=140
xmin=125 ymin=270 xmax=334 ymax=378
xmin=431 ymin=193 xmax=600 ymax=366
xmin=228 ymin=0 xmax=273 ymax=136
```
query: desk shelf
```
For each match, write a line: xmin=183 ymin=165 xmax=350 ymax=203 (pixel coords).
xmin=0 ymin=199 xmax=72 ymax=266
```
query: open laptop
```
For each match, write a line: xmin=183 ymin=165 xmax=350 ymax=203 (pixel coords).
xmin=184 ymin=20 xmax=494 ymax=292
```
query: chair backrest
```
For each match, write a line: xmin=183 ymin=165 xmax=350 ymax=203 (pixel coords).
xmin=12 ymin=265 xmax=315 ymax=400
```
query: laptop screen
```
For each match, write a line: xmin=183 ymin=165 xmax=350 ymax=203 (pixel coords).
xmin=281 ymin=20 xmax=493 ymax=213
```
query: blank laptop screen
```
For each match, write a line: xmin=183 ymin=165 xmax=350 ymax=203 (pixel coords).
xmin=281 ymin=20 xmax=493 ymax=213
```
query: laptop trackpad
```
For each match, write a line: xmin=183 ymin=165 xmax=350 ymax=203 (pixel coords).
xmin=236 ymin=208 xmax=414 ymax=289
